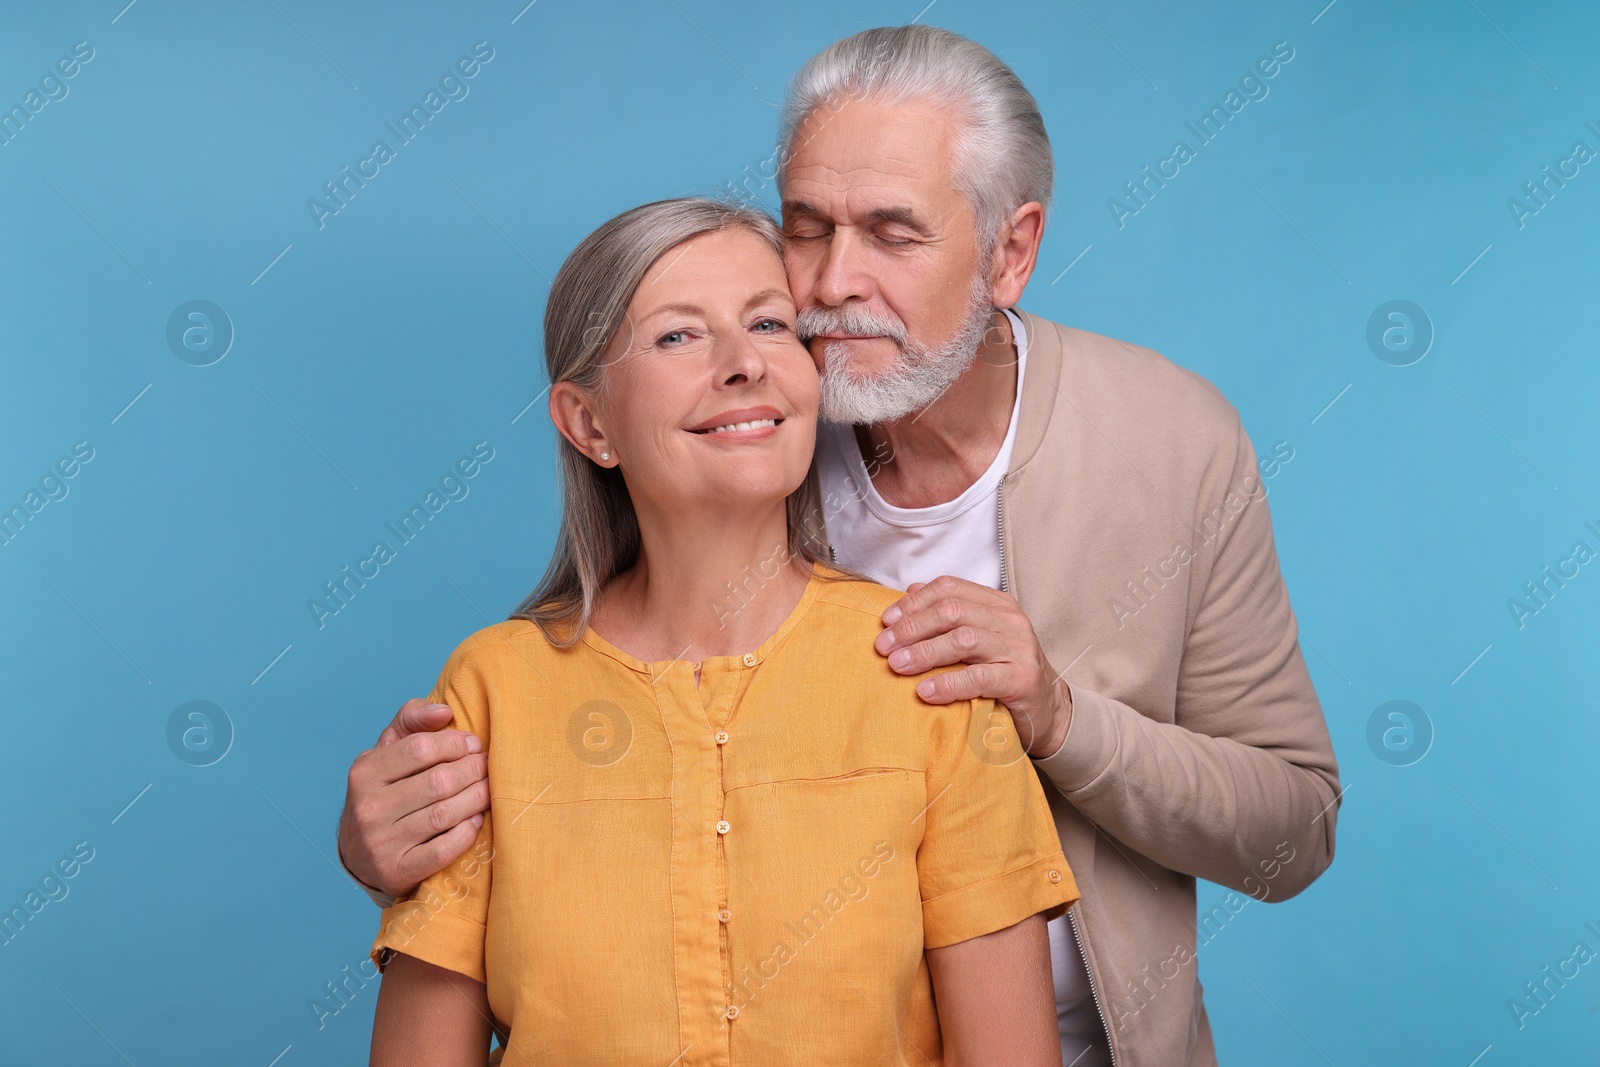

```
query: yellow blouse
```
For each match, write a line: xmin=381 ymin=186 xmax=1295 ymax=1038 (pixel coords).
xmin=370 ymin=566 xmax=1077 ymax=1065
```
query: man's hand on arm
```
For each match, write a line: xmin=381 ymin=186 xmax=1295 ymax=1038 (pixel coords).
xmin=338 ymin=698 xmax=490 ymax=903
xmin=875 ymin=575 xmax=1074 ymax=759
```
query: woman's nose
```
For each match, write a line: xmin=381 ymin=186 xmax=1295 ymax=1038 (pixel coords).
xmin=712 ymin=329 xmax=767 ymax=386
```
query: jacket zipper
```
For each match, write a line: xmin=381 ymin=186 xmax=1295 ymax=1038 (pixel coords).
xmin=1069 ymin=906 xmax=1118 ymax=1066
xmin=996 ymin=479 xmax=1008 ymax=594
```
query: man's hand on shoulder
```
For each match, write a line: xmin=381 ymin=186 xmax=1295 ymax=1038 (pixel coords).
xmin=875 ymin=576 xmax=1074 ymax=759
xmin=338 ymin=698 xmax=490 ymax=902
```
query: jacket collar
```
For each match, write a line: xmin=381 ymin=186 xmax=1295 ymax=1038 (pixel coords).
xmin=1008 ymin=306 xmax=1062 ymax=477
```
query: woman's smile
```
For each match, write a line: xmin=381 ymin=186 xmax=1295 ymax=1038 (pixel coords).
xmin=686 ymin=405 xmax=786 ymax=442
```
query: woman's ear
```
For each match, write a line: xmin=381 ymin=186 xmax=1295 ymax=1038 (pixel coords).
xmin=549 ymin=381 xmax=615 ymax=467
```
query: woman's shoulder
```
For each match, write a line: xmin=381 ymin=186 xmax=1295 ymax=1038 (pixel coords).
xmin=426 ymin=619 xmax=591 ymax=737
xmin=443 ymin=617 xmax=553 ymax=657
xmin=795 ymin=572 xmax=989 ymax=755
xmin=432 ymin=617 xmax=576 ymax=686
xmin=800 ymin=573 xmax=920 ymax=672
xmin=803 ymin=570 xmax=979 ymax=707
xmin=807 ymin=568 xmax=907 ymax=624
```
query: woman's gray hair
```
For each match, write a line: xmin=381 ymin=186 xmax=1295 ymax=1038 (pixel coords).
xmin=511 ymin=197 xmax=835 ymax=646
xmin=777 ymin=25 xmax=1053 ymax=255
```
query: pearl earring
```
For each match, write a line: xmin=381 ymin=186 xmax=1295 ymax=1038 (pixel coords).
xmin=600 ymin=452 xmax=610 ymax=462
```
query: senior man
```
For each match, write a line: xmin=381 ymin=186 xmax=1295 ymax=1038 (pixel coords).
xmin=338 ymin=25 xmax=1339 ymax=1067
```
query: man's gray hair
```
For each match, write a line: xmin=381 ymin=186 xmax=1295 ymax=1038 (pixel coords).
xmin=777 ymin=25 xmax=1053 ymax=253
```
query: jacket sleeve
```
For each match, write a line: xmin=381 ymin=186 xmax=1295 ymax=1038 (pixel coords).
xmin=1031 ymin=414 xmax=1341 ymax=899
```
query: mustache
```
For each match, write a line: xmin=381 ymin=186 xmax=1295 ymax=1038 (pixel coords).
xmin=795 ymin=304 xmax=907 ymax=347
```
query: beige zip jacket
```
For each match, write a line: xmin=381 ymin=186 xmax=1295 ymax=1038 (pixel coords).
xmin=799 ymin=309 xmax=1342 ymax=1066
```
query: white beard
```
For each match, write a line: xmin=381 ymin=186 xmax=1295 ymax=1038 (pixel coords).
xmin=799 ymin=269 xmax=995 ymax=426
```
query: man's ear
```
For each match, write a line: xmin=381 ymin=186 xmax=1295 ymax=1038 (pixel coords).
xmin=990 ymin=201 xmax=1046 ymax=309
xmin=549 ymin=381 xmax=615 ymax=468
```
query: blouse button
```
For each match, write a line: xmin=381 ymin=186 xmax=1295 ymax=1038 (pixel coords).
xmin=742 ymin=652 xmax=756 ymax=667
xmin=1048 ymin=869 xmax=1063 ymax=884
xmin=716 ymin=820 xmax=731 ymax=835
xmin=725 ymin=1005 xmax=740 ymax=1020
xmin=718 ymin=908 xmax=732 ymax=923
xmin=714 ymin=730 xmax=730 ymax=745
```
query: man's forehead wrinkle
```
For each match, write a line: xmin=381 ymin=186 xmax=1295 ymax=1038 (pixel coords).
xmin=785 ymin=165 xmax=939 ymax=221
xmin=785 ymin=120 xmax=952 ymax=224
xmin=788 ymin=136 xmax=931 ymax=184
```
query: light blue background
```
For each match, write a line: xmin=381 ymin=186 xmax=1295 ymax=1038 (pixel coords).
xmin=3 ymin=0 xmax=1597 ymax=1063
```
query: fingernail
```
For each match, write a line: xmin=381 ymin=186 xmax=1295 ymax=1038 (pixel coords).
xmin=465 ymin=735 xmax=482 ymax=753
xmin=916 ymin=680 xmax=935 ymax=699
xmin=470 ymin=813 xmax=484 ymax=828
xmin=882 ymin=605 xmax=902 ymax=625
xmin=889 ymin=649 xmax=911 ymax=670
xmin=875 ymin=629 xmax=897 ymax=653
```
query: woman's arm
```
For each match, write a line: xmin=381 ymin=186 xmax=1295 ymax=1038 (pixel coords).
xmin=369 ymin=951 xmax=493 ymax=1067
xmin=926 ymin=912 xmax=1060 ymax=1067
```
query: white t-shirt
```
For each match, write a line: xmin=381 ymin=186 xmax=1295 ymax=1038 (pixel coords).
xmin=815 ymin=309 xmax=1111 ymax=1067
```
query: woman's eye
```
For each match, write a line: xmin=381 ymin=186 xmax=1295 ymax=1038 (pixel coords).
xmin=657 ymin=331 xmax=686 ymax=346
xmin=752 ymin=318 xmax=787 ymax=333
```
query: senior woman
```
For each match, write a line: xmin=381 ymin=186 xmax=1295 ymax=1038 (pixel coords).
xmin=367 ymin=197 xmax=1077 ymax=1066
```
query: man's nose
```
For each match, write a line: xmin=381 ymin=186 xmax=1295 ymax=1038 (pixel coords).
xmin=810 ymin=231 xmax=874 ymax=308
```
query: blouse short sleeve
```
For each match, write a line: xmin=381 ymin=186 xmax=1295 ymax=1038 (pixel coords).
xmin=916 ymin=695 xmax=1079 ymax=949
xmin=368 ymin=634 xmax=501 ymax=983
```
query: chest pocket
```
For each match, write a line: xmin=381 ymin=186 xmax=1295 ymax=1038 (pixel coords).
xmin=723 ymin=766 xmax=928 ymax=889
